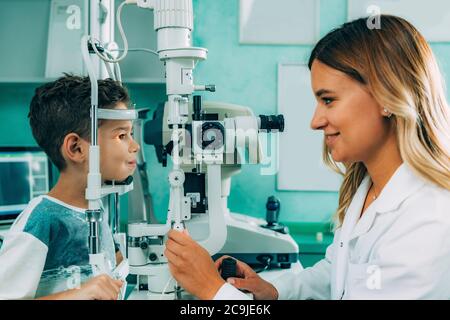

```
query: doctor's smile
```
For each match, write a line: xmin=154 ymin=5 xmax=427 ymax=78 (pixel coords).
xmin=324 ymin=132 xmax=340 ymax=147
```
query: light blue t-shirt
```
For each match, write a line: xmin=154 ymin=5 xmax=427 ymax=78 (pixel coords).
xmin=0 ymin=195 xmax=116 ymax=299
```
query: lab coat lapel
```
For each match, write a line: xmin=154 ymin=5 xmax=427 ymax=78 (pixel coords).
xmin=348 ymin=205 xmax=378 ymax=242
xmin=373 ymin=163 xmax=426 ymax=214
xmin=332 ymin=175 xmax=371 ymax=300
xmin=348 ymin=163 xmax=426 ymax=242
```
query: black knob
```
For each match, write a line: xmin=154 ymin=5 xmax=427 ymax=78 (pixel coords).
xmin=266 ymin=195 xmax=280 ymax=226
xmin=259 ymin=115 xmax=285 ymax=132
xmin=220 ymin=258 xmax=237 ymax=280
xmin=149 ymin=253 xmax=158 ymax=262
xmin=205 ymin=85 xmax=216 ymax=92
xmin=193 ymin=95 xmax=202 ymax=121
xmin=140 ymin=241 xmax=148 ymax=250
xmin=162 ymin=147 xmax=168 ymax=167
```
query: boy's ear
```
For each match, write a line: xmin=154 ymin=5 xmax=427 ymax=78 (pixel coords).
xmin=61 ymin=133 xmax=89 ymax=164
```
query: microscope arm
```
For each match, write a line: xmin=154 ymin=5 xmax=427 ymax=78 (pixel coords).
xmin=196 ymin=164 xmax=227 ymax=254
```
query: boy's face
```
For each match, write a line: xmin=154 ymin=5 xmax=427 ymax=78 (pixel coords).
xmin=97 ymin=103 xmax=140 ymax=182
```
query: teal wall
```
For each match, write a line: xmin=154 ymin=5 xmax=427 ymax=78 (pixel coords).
xmin=2 ymin=0 xmax=450 ymax=226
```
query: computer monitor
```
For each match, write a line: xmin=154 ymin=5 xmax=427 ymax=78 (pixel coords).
xmin=0 ymin=147 xmax=52 ymax=223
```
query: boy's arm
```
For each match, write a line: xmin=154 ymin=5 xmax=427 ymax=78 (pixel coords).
xmin=36 ymin=274 xmax=124 ymax=300
xmin=36 ymin=290 xmax=79 ymax=300
xmin=0 ymin=231 xmax=123 ymax=301
xmin=0 ymin=231 xmax=47 ymax=299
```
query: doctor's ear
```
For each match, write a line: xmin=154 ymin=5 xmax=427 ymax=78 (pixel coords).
xmin=61 ymin=133 xmax=89 ymax=164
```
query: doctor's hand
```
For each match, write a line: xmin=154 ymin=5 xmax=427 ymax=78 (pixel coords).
xmin=215 ymin=256 xmax=279 ymax=300
xmin=164 ymin=229 xmax=226 ymax=300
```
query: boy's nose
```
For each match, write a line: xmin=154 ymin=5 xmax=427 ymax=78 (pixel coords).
xmin=130 ymin=138 xmax=140 ymax=153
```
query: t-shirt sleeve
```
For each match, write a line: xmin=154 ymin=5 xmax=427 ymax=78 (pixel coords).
xmin=0 ymin=202 xmax=51 ymax=300
xmin=0 ymin=230 xmax=48 ymax=299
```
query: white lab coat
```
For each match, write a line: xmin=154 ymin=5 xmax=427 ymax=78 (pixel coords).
xmin=214 ymin=163 xmax=450 ymax=300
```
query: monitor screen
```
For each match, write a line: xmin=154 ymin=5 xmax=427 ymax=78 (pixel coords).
xmin=0 ymin=148 xmax=51 ymax=222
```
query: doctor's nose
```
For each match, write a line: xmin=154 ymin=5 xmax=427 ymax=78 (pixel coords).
xmin=310 ymin=105 xmax=328 ymax=131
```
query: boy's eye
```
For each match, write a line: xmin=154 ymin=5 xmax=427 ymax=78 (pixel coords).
xmin=119 ymin=133 xmax=126 ymax=140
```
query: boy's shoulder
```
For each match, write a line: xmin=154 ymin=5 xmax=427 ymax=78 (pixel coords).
xmin=11 ymin=196 xmax=85 ymax=247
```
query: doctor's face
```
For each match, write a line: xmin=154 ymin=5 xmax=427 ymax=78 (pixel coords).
xmin=309 ymin=60 xmax=391 ymax=164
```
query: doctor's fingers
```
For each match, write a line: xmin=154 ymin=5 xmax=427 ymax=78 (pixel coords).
xmin=235 ymin=260 xmax=257 ymax=278
xmin=227 ymin=277 xmax=260 ymax=293
xmin=165 ymin=238 xmax=185 ymax=254
xmin=168 ymin=229 xmax=192 ymax=245
xmin=164 ymin=247 xmax=183 ymax=267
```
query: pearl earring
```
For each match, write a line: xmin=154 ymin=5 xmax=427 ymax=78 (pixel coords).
xmin=383 ymin=108 xmax=392 ymax=118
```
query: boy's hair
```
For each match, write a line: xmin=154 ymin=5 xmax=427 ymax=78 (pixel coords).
xmin=28 ymin=74 xmax=130 ymax=171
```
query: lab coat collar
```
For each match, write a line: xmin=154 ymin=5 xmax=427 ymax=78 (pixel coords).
xmin=373 ymin=162 xmax=426 ymax=214
xmin=348 ymin=162 xmax=426 ymax=241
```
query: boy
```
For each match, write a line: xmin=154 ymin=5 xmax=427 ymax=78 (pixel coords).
xmin=0 ymin=75 xmax=140 ymax=299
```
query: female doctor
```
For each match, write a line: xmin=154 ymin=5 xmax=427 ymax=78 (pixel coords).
xmin=164 ymin=15 xmax=450 ymax=300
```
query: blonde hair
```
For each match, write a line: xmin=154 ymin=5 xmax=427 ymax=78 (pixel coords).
xmin=308 ymin=15 xmax=450 ymax=226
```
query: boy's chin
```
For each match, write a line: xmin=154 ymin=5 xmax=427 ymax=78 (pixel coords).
xmin=104 ymin=174 xmax=132 ymax=183
xmin=103 ymin=168 xmax=135 ymax=183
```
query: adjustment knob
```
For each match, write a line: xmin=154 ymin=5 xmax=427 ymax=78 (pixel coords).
xmin=220 ymin=258 xmax=237 ymax=280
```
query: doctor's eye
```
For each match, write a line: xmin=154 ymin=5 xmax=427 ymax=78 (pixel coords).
xmin=322 ymin=97 xmax=335 ymax=105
